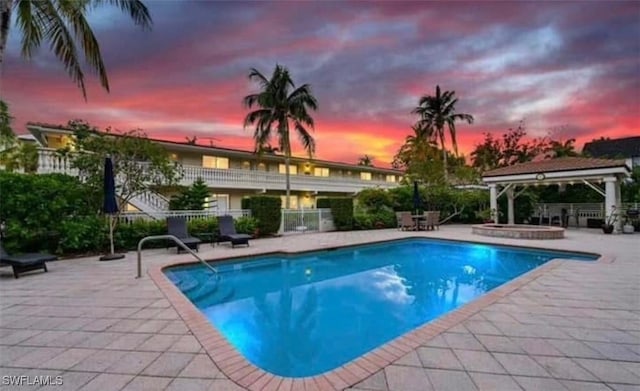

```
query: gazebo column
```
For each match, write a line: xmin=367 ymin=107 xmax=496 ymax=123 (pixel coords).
xmin=615 ymin=177 xmax=622 ymax=232
xmin=506 ymin=187 xmax=515 ymax=225
xmin=604 ymin=177 xmax=618 ymax=231
xmin=489 ymin=184 xmax=498 ymax=223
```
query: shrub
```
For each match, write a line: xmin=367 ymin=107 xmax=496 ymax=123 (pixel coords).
xmin=234 ymin=216 xmax=259 ymax=235
xmin=245 ymin=196 xmax=281 ymax=235
xmin=187 ymin=217 xmax=218 ymax=235
xmin=0 ymin=172 xmax=100 ymax=253
xmin=356 ymin=188 xmax=392 ymax=210
xmin=329 ymin=197 xmax=354 ymax=231
xmin=316 ymin=198 xmax=331 ymax=209
xmin=57 ymin=216 xmax=107 ymax=254
xmin=115 ymin=219 xmax=167 ymax=250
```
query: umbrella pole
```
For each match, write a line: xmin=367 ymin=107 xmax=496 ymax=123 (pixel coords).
xmin=100 ymin=213 xmax=124 ymax=261
xmin=109 ymin=215 xmax=115 ymax=255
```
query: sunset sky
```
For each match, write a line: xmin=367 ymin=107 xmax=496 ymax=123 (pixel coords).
xmin=3 ymin=1 xmax=639 ymax=168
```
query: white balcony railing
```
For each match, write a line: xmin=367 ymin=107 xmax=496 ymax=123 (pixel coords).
xmin=35 ymin=149 xmax=398 ymax=193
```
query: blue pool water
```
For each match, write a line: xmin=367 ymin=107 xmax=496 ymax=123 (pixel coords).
xmin=164 ymin=238 xmax=596 ymax=377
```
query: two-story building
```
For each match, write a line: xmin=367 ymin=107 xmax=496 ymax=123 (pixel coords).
xmin=26 ymin=122 xmax=402 ymax=215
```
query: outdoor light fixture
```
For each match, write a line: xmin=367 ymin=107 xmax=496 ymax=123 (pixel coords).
xmin=536 ymin=173 xmax=546 ymax=181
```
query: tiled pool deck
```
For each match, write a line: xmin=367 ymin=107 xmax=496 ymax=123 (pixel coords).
xmin=0 ymin=226 xmax=638 ymax=390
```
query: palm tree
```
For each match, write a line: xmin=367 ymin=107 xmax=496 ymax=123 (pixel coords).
xmin=357 ymin=154 xmax=373 ymax=167
xmin=545 ymin=138 xmax=578 ymax=159
xmin=0 ymin=0 xmax=152 ymax=99
xmin=412 ymin=85 xmax=474 ymax=181
xmin=243 ymin=64 xmax=318 ymax=208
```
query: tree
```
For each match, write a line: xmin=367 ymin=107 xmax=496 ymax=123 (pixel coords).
xmin=0 ymin=100 xmax=37 ymax=172
xmin=393 ymin=125 xmax=445 ymax=185
xmin=58 ymin=120 xmax=180 ymax=233
xmin=169 ymin=178 xmax=210 ymax=210
xmin=357 ymin=154 xmax=374 ymax=167
xmin=412 ymin=85 xmax=474 ymax=181
xmin=243 ymin=64 xmax=318 ymax=208
xmin=0 ymin=0 xmax=152 ymax=99
xmin=470 ymin=121 xmax=547 ymax=171
xmin=545 ymin=138 xmax=578 ymax=159
xmin=470 ymin=132 xmax=502 ymax=172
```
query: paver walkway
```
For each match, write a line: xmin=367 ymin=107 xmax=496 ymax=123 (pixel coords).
xmin=0 ymin=226 xmax=638 ymax=390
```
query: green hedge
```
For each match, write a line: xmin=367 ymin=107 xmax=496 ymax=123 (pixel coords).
xmin=329 ymin=197 xmax=354 ymax=231
xmin=244 ymin=196 xmax=281 ymax=235
xmin=316 ymin=198 xmax=331 ymax=209
xmin=0 ymin=172 xmax=101 ymax=253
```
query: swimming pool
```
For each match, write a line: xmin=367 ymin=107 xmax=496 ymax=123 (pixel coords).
xmin=164 ymin=238 xmax=596 ymax=377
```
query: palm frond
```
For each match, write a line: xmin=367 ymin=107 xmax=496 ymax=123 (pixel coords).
xmin=92 ymin=0 xmax=152 ymax=29
xmin=294 ymin=121 xmax=315 ymax=157
xmin=35 ymin=0 xmax=88 ymax=99
xmin=248 ymin=67 xmax=270 ymax=89
xmin=16 ymin=0 xmax=45 ymax=59
xmin=58 ymin=0 xmax=109 ymax=92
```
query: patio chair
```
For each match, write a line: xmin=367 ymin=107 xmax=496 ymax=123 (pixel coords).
xmin=431 ymin=211 xmax=441 ymax=230
xmin=218 ymin=215 xmax=252 ymax=248
xmin=419 ymin=211 xmax=441 ymax=231
xmin=400 ymin=212 xmax=415 ymax=231
xmin=167 ymin=217 xmax=201 ymax=253
xmin=0 ymin=243 xmax=56 ymax=279
xmin=395 ymin=212 xmax=404 ymax=230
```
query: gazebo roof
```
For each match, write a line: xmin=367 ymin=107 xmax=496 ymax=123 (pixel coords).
xmin=483 ymin=157 xmax=629 ymax=178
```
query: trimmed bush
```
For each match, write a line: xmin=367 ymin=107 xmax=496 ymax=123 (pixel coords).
xmin=115 ymin=219 xmax=167 ymax=250
xmin=316 ymin=198 xmax=331 ymax=209
xmin=245 ymin=196 xmax=282 ymax=235
xmin=234 ymin=216 xmax=259 ymax=235
xmin=58 ymin=216 xmax=107 ymax=253
xmin=329 ymin=197 xmax=354 ymax=231
xmin=0 ymin=171 xmax=101 ymax=253
xmin=187 ymin=217 xmax=218 ymax=236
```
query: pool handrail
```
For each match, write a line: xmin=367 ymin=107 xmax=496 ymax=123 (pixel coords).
xmin=136 ymin=235 xmax=219 ymax=279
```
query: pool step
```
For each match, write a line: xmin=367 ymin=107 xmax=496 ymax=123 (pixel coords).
xmin=190 ymin=277 xmax=235 ymax=307
xmin=175 ymin=275 xmax=200 ymax=293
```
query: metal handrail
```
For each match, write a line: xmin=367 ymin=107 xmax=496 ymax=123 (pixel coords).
xmin=136 ymin=235 xmax=219 ymax=278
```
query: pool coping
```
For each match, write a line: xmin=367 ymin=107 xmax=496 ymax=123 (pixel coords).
xmin=148 ymin=239 xmax=612 ymax=391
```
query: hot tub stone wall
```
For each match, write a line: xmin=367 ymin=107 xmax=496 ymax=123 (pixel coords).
xmin=472 ymin=224 xmax=565 ymax=240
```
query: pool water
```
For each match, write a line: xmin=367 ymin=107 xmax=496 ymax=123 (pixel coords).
xmin=164 ymin=238 xmax=596 ymax=377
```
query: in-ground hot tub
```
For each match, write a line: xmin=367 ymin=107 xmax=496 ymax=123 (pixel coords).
xmin=472 ymin=224 xmax=565 ymax=239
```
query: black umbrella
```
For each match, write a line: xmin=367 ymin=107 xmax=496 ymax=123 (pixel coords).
xmin=413 ymin=181 xmax=422 ymax=215
xmin=100 ymin=157 xmax=124 ymax=261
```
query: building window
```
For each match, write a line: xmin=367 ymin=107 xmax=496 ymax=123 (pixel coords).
xmin=386 ymin=175 xmax=396 ymax=183
xmin=278 ymin=164 xmax=298 ymax=175
xmin=314 ymin=167 xmax=329 ymax=177
xmin=205 ymin=194 xmax=229 ymax=211
xmin=242 ymin=161 xmax=251 ymax=170
xmin=280 ymin=195 xmax=298 ymax=209
xmin=202 ymin=155 xmax=229 ymax=169
xmin=360 ymin=172 xmax=372 ymax=181
xmin=257 ymin=163 xmax=266 ymax=171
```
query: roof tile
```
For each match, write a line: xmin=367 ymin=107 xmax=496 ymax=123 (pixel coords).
xmin=482 ymin=157 xmax=628 ymax=177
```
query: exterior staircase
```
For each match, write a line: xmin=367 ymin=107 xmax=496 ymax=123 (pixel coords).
xmin=127 ymin=191 xmax=171 ymax=219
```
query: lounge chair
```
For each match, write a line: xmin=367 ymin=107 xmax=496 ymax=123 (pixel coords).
xmin=167 ymin=217 xmax=201 ymax=253
xmin=218 ymin=215 xmax=252 ymax=248
xmin=0 ymin=243 xmax=56 ymax=278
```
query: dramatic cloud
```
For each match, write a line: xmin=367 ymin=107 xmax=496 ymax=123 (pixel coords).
xmin=3 ymin=1 xmax=639 ymax=167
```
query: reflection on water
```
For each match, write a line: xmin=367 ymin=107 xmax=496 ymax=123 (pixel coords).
xmin=165 ymin=239 xmax=594 ymax=377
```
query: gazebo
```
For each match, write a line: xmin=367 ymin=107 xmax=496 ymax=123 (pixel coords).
xmin=482 ymin=157 xmax=632 ymax=231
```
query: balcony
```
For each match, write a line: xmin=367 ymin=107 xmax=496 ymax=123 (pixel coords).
xmin=35 ymin=149 xmax=398 ymax=193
